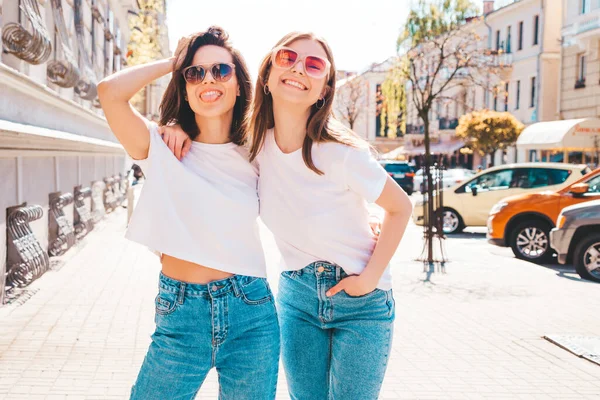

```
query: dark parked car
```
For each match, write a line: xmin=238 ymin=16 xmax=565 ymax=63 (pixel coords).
xmin=380 ymin=161 xmax=415 ymax=195
xmin=550 ymin=199 xmax=600 ymax=283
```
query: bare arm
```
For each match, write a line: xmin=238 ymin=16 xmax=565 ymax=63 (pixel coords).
xmin=97 ymin=57 xmax=174 ymax=160
xmin=327 ymin=177 xmax=412 ymax=297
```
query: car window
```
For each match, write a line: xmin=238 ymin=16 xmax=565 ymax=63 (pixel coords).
xmin=586 ymin=175 xmax=600 ymax=193
xmin=526 ymin=168 xmax=570 ymax=188
xmin=383 ymin=164 xmax=411 ymax=173
xmin=470 ymin=169 xmax=514 ymax=190
xmin=509 ymin=168 xmax=530 ymax=188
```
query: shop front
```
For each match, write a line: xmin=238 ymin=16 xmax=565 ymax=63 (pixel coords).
xmin=516 ymin=118 xmax=600 ymax=168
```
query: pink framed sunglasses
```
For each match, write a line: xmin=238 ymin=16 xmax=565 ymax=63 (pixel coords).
xmin=270 ymin=47 xmax=331 ymax=79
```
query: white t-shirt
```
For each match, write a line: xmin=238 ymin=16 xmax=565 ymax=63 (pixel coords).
xmin=257 ymin=129 xmax=392 ymax=290
xmin=125 ymin=122 xmax=266 ymax=278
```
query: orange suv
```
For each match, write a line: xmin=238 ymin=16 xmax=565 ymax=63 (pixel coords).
xmin=487 ymin=168 xmax=600 ymax=263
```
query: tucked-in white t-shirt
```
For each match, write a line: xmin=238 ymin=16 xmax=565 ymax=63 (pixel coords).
xmin=257 ymin=129 xmax=392 ymax=289
xmin=125 ymin=122 xmax=266 ymax=278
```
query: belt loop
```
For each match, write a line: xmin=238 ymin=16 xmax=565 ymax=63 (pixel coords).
xmin=177 ymin=282 xmax=186 ymax=304
xmin=230 ymin=276 xmax=242 ymax=298
xmin=336 ymin=266 xmax=341 ymax=281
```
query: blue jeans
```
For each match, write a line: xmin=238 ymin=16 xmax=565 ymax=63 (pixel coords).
xmin=278 ymin=261 xmax=395 ymax=400
xmin=131 ymin=273 xmax=280 ymax=400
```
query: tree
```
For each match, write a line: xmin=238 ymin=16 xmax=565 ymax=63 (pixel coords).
xmin=335 ymin=75 xmax=366 ymax=130
xmin=389 ymin=0 xmax=508 ymax=264
xmin=127 ymin=0 xmax=167 ymax=116
xmin=380 ymin=58 xmax=406 ymax=137
xmin=456 ymin=110 xmax=524 ymax=167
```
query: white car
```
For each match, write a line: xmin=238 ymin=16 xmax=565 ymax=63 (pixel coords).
xmin=416 ymin=168 xmax=475 ymax=193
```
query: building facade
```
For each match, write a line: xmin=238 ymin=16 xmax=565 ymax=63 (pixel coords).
xmin=403 ymin=0 xmax=562 ymax=168
xmin=560 ymin=0 xmax=600 ymax=120
xmin=333 ymin=59 xmax=404 ymax=154
xmin=0 ymin=0 xmax=168 ymax=301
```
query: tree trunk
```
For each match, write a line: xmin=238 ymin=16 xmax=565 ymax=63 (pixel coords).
xmin=423 ymin=114 xmax=434 ymax=264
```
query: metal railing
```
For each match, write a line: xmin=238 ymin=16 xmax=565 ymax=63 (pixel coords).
xmin=1 ymin=0 xmax=52 ymax=64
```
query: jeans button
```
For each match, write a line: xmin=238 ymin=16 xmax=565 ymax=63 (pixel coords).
xmin=317 ymin=266 xmax=325 ymax=273
xmin=211 ymin=285 xmax=218 ymax=292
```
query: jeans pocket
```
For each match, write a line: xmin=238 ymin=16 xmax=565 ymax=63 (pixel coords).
xmin=154 ymin=289 xmax=179 ymax=315
xmin=385 ymin=290 xmax=395 ymax=319
xmin=240 ymin=278 xmax=273 ymax=305
xmin=346 ymin=288 xmax=383 ymax=299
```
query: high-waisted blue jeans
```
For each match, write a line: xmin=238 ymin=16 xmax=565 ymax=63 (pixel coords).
xmin=278 ymin=261 xmax=395 ymax=400
xmin=131 ymin=273 xmax=280 ymax=400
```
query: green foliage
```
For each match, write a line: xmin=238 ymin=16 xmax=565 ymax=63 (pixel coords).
xmin=380 ymin=58 xmax=406 ymax=137
xmin=127 ymin=0 xmax=166 ymax=113
xmin=398 ymin=0 xmax=479 ymax=50
xmin=456 ymin=110 xmax=524 ymax=157
xmin=127 ymin=0 xmax=165 ymax=66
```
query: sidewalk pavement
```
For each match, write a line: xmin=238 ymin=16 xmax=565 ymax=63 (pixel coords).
xmin=0 ymin=206 xmax=599 ymax=399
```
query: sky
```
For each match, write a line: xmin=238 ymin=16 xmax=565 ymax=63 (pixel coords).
xmin=165 ymin=0 xmax=411 ymax=80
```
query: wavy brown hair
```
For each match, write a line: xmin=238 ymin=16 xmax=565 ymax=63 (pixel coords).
xmin=159 ymin=26 xmax=252 ymax=145
xmin=247 ymin=32 xmax=367 ymax=174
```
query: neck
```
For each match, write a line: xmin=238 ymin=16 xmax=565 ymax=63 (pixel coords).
xmin=194 ymin=111 xmax=234 ymax=144
xmin=272 ymin=101 xmax=311 ymax=153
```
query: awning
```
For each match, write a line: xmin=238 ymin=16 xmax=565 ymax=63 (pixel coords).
xmin=516 ymin=118 xmax=600 ymax=150
xmin=403 ymin=140 xmax=465 ymax=156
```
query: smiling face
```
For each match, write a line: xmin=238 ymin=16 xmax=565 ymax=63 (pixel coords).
xmin=185 ymin=45 xmax=239 ymax=118
xmin=267 ymin=39 xmax=330 ymax=110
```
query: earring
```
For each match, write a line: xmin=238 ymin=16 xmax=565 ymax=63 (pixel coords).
xmin=263 ymin=84 xmax=270 ymax=95
xmin=316 ymin=97 xmax=325 ymax=109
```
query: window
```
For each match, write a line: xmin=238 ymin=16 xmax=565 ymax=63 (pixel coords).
xmin=525 ymin=168 xmax=571 ymax=188
xmin=533 ymin=15 xmax=539 ymax=45
xmin=496 ymin=30 xmax=501 ymax=50
xmin=469 ymin=169 xmax=514 ymax=191
xmin=576 ymin=54 xmax=587 ymax=88
xmin=509 ymin=168 xmax=530 ymax=188
xmin=585 ymin=174 xmax=600 ymax=193
xmin=530 ymin=77 xmax=536 ymax=108
xmin=504 ymin=82 xmax=509 ymax=111
xmin=506 ymin=26 xmax=512 ymax=53
xmin=582 ymin=0 xmax=591 ymax=14
xmin=518 ymin=21 xmax=524 ymax=50
xmin=516 ymin=80 xmax=521 ymax=109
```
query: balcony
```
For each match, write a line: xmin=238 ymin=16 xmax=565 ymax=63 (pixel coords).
xmin=574 ymin=12 xmax=600 ymax=36
xmin=563 ymin=7 xmax=600 ymax=44
xmin=484 ymin=49 xmax=513 ymax=80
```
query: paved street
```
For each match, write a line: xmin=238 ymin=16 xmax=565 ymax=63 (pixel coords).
xmin=1 ymin=204 xmax=599 ymax=399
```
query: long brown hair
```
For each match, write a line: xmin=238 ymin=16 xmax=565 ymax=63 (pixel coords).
xmin=247 ymin=32 xmax=367 ymax=174
xmin=159 ymin=26 xmax=252 ymax=145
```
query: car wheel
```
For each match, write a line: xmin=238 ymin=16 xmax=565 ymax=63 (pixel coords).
xmin=440 ymin=208 xmax=464 ymax=234
xmin=510 ymin=220 xmax=553 ymax=264
xmin=574 ymin=233 xmax=600 ymax=283
xmin=405 ymin=188 xmax=413 ymax=196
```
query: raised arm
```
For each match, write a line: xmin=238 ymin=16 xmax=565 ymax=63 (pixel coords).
xmin=97 ymin=57 xmax=174 ymax=160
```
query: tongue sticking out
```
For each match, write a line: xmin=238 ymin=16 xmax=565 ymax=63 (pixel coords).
xmin=200 ymin=91 xmax=223 ymax=103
